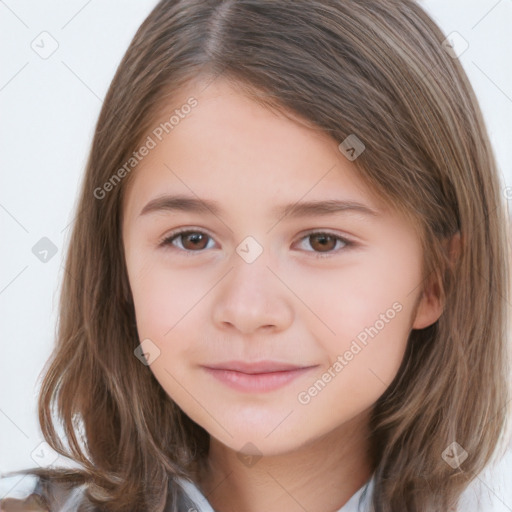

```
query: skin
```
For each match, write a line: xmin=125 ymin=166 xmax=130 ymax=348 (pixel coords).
xmin=122 ymin=76 xmax=443 ymax=512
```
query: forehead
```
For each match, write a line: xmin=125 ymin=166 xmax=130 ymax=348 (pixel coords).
xmin=122 ymin=77 xmax=386 ymax=222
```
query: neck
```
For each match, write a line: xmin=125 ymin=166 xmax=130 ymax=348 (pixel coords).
xmin=196 ymin=409 xmax=373 ymax=512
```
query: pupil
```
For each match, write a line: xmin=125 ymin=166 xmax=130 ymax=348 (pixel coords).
xmin=185 ymin=233 xmax=206 ymax=249
xmin=313 ymin=234 xmax=334 ymax=251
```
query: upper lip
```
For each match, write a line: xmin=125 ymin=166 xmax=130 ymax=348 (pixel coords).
xmin=203 ymin=360 xmax=315 ymax=374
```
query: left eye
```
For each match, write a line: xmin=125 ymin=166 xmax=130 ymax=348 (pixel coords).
xmin=296 ymin=231 xmax=353 ymax=257
xmin=158 ymin=229 xmax=354 ymax=258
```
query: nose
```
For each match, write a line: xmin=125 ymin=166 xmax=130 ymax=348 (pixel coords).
xmin=211 ymin=250 xmax=294 ymax=335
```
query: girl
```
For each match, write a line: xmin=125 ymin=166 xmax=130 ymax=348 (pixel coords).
xmin=1 ymin=0 xmax=511 ymax=511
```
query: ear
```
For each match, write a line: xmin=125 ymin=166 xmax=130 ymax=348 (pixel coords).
xmin=411 ymin=275 xmax=443 ymax=330
xmin=412 ymin=231 xmax=461 ymax=330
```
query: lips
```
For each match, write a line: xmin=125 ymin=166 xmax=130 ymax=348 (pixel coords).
xmin=201 ymin=360 xmax=318 ymax=393
xmin=203 ymin=360 xmax=312 ymax=374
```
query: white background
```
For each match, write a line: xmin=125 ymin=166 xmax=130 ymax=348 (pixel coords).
xmin=1 ymin=0 xmax=512 ymax=503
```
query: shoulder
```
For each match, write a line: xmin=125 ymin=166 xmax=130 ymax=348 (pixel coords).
xmin=0 ymin=471 xmax=47 ymax=511
xmin=0 ymin=469 xmax=94 ymax=512
xmin=174 ymin=476 xmax=217 ymax=512
xmin=1 ymin=469 xmax=198 ymax=512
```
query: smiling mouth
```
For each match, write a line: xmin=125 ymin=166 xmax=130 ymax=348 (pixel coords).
xmin=201 ymin=362 xmax=318 ymax=393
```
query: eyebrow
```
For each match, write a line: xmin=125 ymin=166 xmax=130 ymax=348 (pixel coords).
xmin=138 ymin=194 xmax=380 ymax=219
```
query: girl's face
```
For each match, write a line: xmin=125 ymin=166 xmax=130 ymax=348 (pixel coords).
xmin=122 ymin=77 xmax=442 ymax=456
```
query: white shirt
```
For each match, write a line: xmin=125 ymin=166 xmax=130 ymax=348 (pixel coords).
xmin=176 ymin=444 xmax=512 ymax=512
xmin=1 ymin=445 xmax=511 ymax=511
xmin=176 ymin=475 xmax=374 ymax=512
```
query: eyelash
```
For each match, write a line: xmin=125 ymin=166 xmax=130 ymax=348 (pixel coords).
xmin=158 ymin=228 xmax=355 ymax=259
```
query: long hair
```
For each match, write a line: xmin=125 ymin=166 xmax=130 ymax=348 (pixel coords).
xmin=4 ymin=1 xmax=511 ymax=511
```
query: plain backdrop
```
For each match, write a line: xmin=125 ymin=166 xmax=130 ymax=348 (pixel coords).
xmin=1 ymin=0 xmax=512 ymax=496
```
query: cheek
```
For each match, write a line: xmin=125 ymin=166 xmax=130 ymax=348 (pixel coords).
xmin=293 ymin=249 xmax=420 ymax=391
xmin=128 ymin=260 xmax=206 ymax=398
xmin=295 ymin=297 xmax=413 ymax=423
xmin=128 ymin=256 xmax=204 ymax=339
xmin=290 ymin=248 xmax=421 ymax=340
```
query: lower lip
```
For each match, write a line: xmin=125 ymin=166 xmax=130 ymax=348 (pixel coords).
xmin=202 ymin=366 xmax=317 ymax=393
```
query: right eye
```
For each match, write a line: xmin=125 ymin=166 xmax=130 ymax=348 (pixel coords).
xmin=158 ymin=228 xmax=216 ymax=254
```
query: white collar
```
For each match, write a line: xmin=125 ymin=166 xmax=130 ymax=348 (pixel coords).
xmin=175 ymin=475 xmax=374 ymax=512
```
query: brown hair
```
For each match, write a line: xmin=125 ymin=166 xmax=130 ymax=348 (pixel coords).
xmin=4 ymin=1 xmax=511 ymax=510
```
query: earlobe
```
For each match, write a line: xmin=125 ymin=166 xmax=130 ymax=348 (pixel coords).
xmin=412 ymin=231 xmax=462 ymax=330
xmin=412 ymin=292 xmax=444 ymax=329
xmin=411 ymin=285 xmax=444 ymax=330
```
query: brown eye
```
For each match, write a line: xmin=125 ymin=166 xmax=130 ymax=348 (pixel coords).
xmin=179 ymin=232 xmax=209 ymax=250
xmin=308 ymin=233 xmax=338 ymax=252
xmin=160 ymin=230 xmax=214 ymax=252
xmin=296 ymin=231 xmax=353 ymax=258
xmin=159 ymin=228 xmax=354 ymax=258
